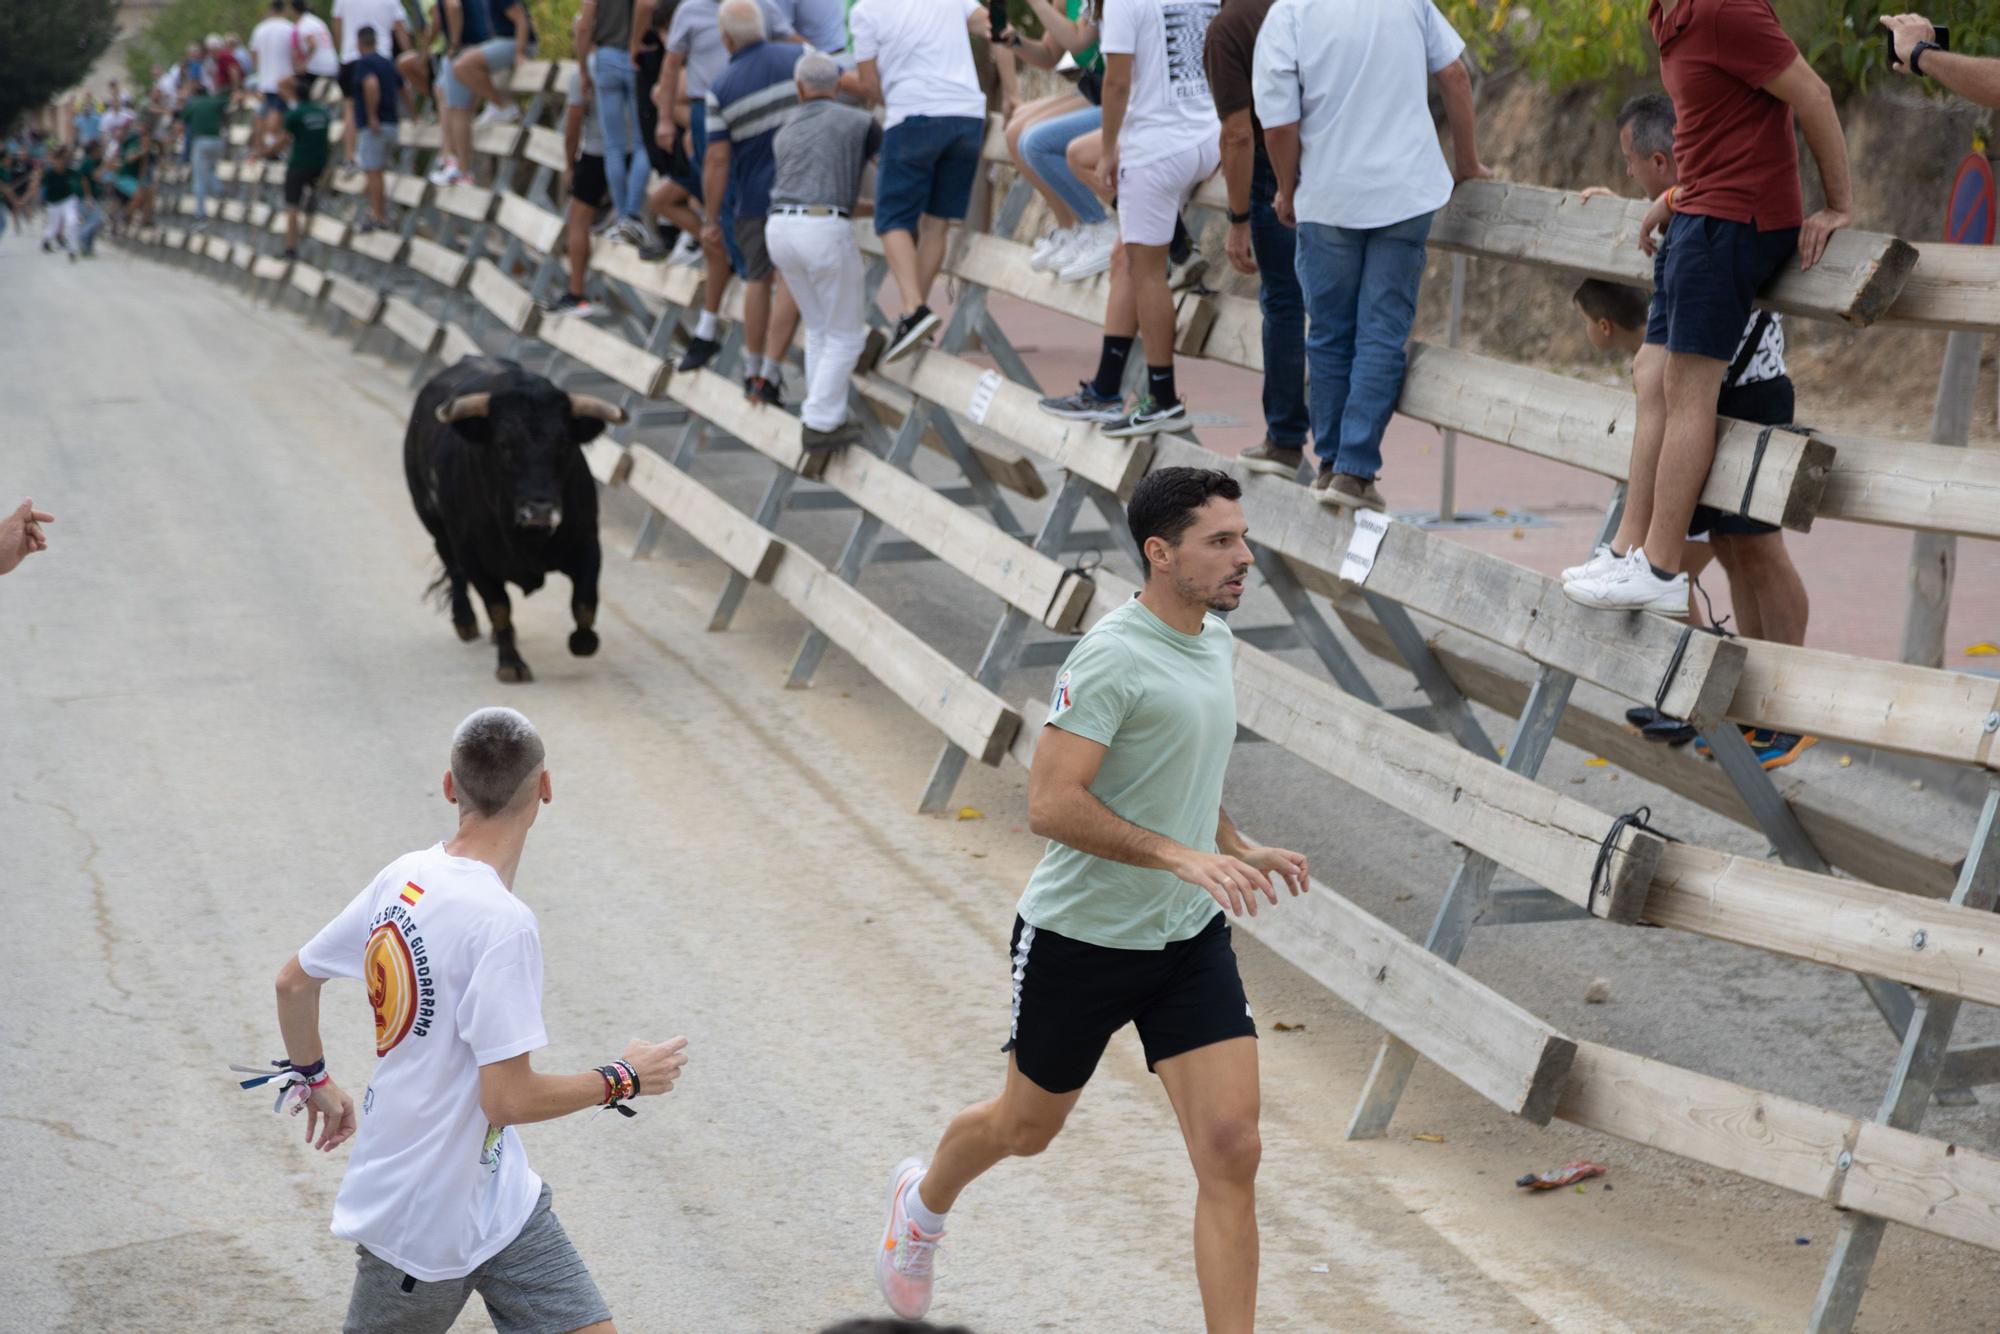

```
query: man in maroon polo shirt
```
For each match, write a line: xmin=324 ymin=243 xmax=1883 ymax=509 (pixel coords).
xmin=1563 ymin=0 xmax=1852 ymax=614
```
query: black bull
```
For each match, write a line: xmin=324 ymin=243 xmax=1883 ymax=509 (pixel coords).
xmin=404 ymin=357 xmax=627 ymax=682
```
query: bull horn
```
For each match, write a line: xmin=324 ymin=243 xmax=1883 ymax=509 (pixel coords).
xmin=568 ymin=394 xmax=629 ymax=424
xmin=436 ymin=393 xmax=493 ymax=424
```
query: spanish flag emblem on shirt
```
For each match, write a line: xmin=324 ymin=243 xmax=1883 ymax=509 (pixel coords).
xmin=399 ymin=881 xmax=425 ymax=907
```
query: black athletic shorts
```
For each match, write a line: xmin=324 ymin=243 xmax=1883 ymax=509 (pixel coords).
xmin=1690 ymin=375 xmax=1792 ymax=539
xmin=570 ymin=153 xmax=609 ymax=210
xmin=284 ymin=164 xmax=324 ymax=209
xmin=1002 ymin=912 xmax=1256 ymax=1095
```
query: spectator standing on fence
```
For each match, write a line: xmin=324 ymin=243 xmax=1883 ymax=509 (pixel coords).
xmin=293 ymin=2 xmax=343 ymax=89
xmin=334 ymin=0 xmax=412 ymax=168
xmin=702 ymin=0 xmax=804 ymax=405
xmin=632 ymin=4 xmax=683 ymax=261
xmin=1002 ymin=0 xmax=1113 ymax=282
xmin=848 ymin=0 xmax=992 ymax=362
xmin=767 ymin=51 xmax=882 ymax=450
xmin=454 ymin=0 xmax=538 ymax=133
xmin=432 ymin=0 xmax=495 ymax=186
xmin=352 ymin=27 xmax=405 ymax=231
xmin=550 ymin=65 xmax=614 ymax=319
xmin=874 ymin=467 xmax=1307 ymax=1329
xmin=280 ymin=76 xmax=334 ymax=258
xmin=1036 ymin=0 xmax=1221 ymax=437
xmin=576 ymin=0 xmax=659 ymax=249
xmin=251 ymin=0 xmax=300 ymax=159
xmin=208 ymin=36 xmax=245 ymax=94
xmin=1253 ymin=0 xmax=1486 ymax=510
xmin=181 ymin=81 xmax=231 ymax=221
xmin=0 ymin=499 xmax=54 ymax=577
xmin=1563 ymin=0 xmax=1851 ymax=612
xmin=1205 ymin=0 xmax=1307 ymax=478
xmin=397 ymin=0 xmax=444 ymax=118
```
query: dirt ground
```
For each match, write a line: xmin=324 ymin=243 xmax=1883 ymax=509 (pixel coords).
xmin=5 ymin=231 xmax=1999 ymax=1332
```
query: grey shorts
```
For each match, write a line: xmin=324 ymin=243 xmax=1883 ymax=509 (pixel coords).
xmin=341 ymin=1184 xmax=610 ymax=1334
xmin=734 ymin=215 xmax=772 ymax=281
xmin=357 ymin=124 xmax=399 ymax=173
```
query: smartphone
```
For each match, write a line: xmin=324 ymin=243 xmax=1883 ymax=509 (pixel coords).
xmin=1889 ymin=24 xmax=1949 ymax=68
xmin=988 ymin=0 xmax=1007 ymax=42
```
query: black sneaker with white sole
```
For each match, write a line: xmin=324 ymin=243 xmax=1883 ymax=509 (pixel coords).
xmin=1036 ymin=383 xmax=1125 ymax=423
xmin=883 ymin=306 xmax=938 ymax=363
xmin=1102 ymin=395 xmax=1189 ymax=438
xmin=679 ymin=336 xmax=721 ymax=372
xmin=545 ymin=293 xmax=605 ymax=319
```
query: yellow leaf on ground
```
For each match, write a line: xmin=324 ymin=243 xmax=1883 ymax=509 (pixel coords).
xmin=1584 ymin=757 xmax=1610 ymax=767
xmin=1413 ymin=1133 xmax=1446 ymax=1143
xmin=956 ymin=807 xmax=984 ymax=821
xmin=1964 ymin=642 xmax=1998 ymax=657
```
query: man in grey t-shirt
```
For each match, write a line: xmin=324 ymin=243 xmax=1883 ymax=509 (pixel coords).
xmin=764 ymin=51 xmax=882 ymax=449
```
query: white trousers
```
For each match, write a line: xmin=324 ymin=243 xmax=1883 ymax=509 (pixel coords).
xmin=44 ymin=197 xmax=79 ymax=249
xmin=765 ymin=213 xmax=867 ymax=431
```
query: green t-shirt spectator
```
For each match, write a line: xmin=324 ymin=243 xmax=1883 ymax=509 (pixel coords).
xmin=77 ymin=156 xmax=101 ymax=198
xmin=43 ymin=166 xmax=77 ymax=203
xmin=285 ymin=100 xmax=334 ymax=176
xmin=182 ymin=92 xmax=230 ymax=140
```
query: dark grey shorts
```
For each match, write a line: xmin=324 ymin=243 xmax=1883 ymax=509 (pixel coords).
xmin=342 ymin=1184 xmax=610 ymax=1333
xmin=733 ymin=215 xmax=773 ymax=282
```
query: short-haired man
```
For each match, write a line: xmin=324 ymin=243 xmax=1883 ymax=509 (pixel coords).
xmin=1254 ymin=0 xmax=1487 ymax=510
xmin=179 ymin=81 xmax=232 ymax=221
xmin=876 ymin=467 xmax=1310 ymax=1328
xmin=766 ymin=51 xmax=883 ymax=450
xmin=352 ymin=26 xmax=404 ymax=230
xmin=293 ymin=0 xmax=344 ymax=83
xmin=548 ymin=64 xmax=614 ymax=319
xmin=250 ymin=0 xmax=299 ymax=159
xmin=702 ymin=0 xmax=804 ymax=405
xmin=575 ymin=0 xmax=657 ymax=246
xmin=272 ymin=708 xmax=689 ymax=1332
xmin=279 ymin=75 xmax=333 ymax=258
xmin=0 ymin=497 xmax=54 ymax=577
xmin=1563 ymin=0 xmax=1851 ymax=611
xmin=849 ymin=0 xmax=992 ymax=362
xmin=333 ymin=0 xmax=412 ymax=169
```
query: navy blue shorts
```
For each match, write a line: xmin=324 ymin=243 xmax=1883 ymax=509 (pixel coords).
xmin=1690 ymin=375 xmax=1792 ymax=539
xmin=1002 ymin=912 xmax=1256 ymax=1095
xmin=1645 ymin=212 xmax=1798 ymax=362
xmin=874 ymin=114 xmax=983 ymax=235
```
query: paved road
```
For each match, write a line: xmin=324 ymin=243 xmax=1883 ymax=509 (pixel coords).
xmin=6 ymin=238 xmax=1999 ymax=1333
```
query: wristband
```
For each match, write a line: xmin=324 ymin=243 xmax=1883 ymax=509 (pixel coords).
xmin=290 ymin=1057 xmax=326 ymax=1081
xmin=614 ymin=1059 xmax=640 ymax=1097
xmin=1226 ymin=208 xmax=1250 ymax=225
xmin=1911 ymin=41 xmax=1938 ymax=77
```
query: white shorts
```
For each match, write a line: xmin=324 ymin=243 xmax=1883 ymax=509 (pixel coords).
xmin=1115 ymin=139 xmax=1220 ymax=247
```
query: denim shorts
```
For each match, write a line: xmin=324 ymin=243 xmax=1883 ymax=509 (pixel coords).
xmin=479 ymin=36 xmax=531 ymax=74
xmin=356 ymin=124 xmax=398 ymax=172
xmin=439 ymin=53 xmax=475 ymax=109
xmin=1645 ymin=212 xmax=1798 ymax=362
xmin=874 ymin=114 xmax=983 ymax=234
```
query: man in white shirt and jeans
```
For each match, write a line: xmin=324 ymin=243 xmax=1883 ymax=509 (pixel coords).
xmin=1253 ymin=0 xmax=1487 ymax=510
xmin=1036 ymin=0 xmax=1221 ymax=437
xmin=250 ymin=0 xmax=299 ymax=158
xmin=273 ymin=708 xmax=689 ymax=1333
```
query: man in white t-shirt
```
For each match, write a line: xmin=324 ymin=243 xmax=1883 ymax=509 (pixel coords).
xmin=1035 ymin=0 xmax=1220 ymax=437
xmin=293 ymin=0 xmax=344 ymax=81
xmin=250 ymin=0 xmax=299 ymax=157
xmin=848 ymin=0 xmax=993 ymax=363
xmin=273 ymin=708 xmax=690 ymax=1331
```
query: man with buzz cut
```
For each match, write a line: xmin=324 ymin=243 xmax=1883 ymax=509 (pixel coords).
xmin=271 ymin=707 xmax=690 ymax=1333
xmin=876 ymin=467 xmax=1311 ymax=1332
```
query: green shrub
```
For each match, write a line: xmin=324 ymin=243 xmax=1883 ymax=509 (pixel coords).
xmin=124 ymin=0 xmax=269 ymax=89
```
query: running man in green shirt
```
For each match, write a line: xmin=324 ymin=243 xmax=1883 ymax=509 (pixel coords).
xmin=279 ymin=76 xmax=334 ymax=257
xmin=875 ymin=466 xmax=1309 ymax=1332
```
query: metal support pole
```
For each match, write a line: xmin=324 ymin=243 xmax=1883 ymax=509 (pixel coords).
xmin=706 ymin=469 xmax=798 ymax=631
xmin=1251 ymin=546 xmax=1382 ymax=705
xmin=1437 ymin=253 xmax=1467 ymax=524
xmin=1898 ymin=329 xmax=1979 ymax=668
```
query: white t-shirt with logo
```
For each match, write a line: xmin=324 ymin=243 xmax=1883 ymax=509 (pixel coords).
xmin=251 ymin=16 xmax=298 ymax=93
xmin=1099 ymin=0 xmax=1221 ymax=170
xmin=293 ymin=13 xmax=342 ymax=77
xmin=848 ymin=0 xmax=986 ymax=128
xmin=298 ymin=844 xmax=548 ymax=1281
xmin=334 ymin=0 xmax=408 ymax=63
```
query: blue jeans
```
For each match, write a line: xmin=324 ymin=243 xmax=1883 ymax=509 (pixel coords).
xmin=686 ymin=99 xmax=745 ymax=275
xmin=192 ymin=135 xmax=224 ymax=217
xmin=1295 ymin=209 xmax=1434 ymax=480
xmin=1249 ymin=153 xmax=1308 ymax=450
xmin=1018 ymin=105 xmax=1104 ymax=226
xmin=589 ymin=47 xmax=651 ymax=221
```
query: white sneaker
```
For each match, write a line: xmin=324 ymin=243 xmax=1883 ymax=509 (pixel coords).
xmin=669 ymin=232 xmax=703 ymax=266
xmin=1562 ymin=547 xmax=1688 ymax=613
xmin=425 ymin=155 xmax=460 ymax=186
xmin=1561 ymin=543 xmax=1620 ymax=585
xmin=474 ymin=103 xmax=521 ymax=126
xmin=1029 ymin=226 xmax=1074 ymax=271
xmin=875 ymin=1158 xmax=943 ymax=1320
xmin=1058 ymin=221 xmax=1117 ymax=282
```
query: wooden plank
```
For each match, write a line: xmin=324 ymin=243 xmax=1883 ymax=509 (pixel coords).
xmin=524 ymin=125 xmax=569 ymax=174
xmin=507 ymin=58 xmax=555 ymax=93
xmin=328 ymin=272 xmax=384 ymax=324
xmin=1729 ymin=641 xmax=2000 ymax=770
xmin=205 ymin=235 xmax=232 ymax=261
xmin=438 ymin=322 xmax=483 ymax=364
xmin=587 ymin=235 xmax=682 ymax=301
xmin=847 ymin=374 xmax=1050 ymax=500
xmin=582 ymin=439 xmax=632 ymax=488
xmin=1234 ymin=646 xmax=1662 ymax=924
xmin=387 ymin=173 xmax=430 ymax=208
xmin=541 ymin=316 xmax=673 ymax=397
xmin=1842 ymin=1118 xmax=2000 ymax=1253
xmin=231 ymin=244 xmax=256 ymax=270
xmin=1882 ymin=244 xmax=2000 ymax=330
xmin=349 ymin=229 xmax=407 ymax=263
xmin=403 ymin=123 xmax=443 ymax=150
xmin=406 ymin=235 xmax=471 ymax=289
xmin=496 ymin=192 xmax=564 ymax=254
xmin=434 ymin=181 xmax=497 ymax=222
xmin=667 ymin=367 xmax=817 ymax=474
xmin=381 ymin=295 xmax=443 ymax=357
xmin=877 ymin=349 xmax=1152 ymax=498
xmin=248 ymin=203 xmax=273 ymax=228
xmin=1426 ymin=181 xmax=1918 ymax=328
xmin=624 ymin=448 xmax=784 ymax=582
xmin=220 ymin=199 xmax=247 ymax=223
xmin=942 ymin=232 xmax=1205 ymax=342
xmin=1233 ymin=871 xmax=1577 ymax=1124
xmin=469 ymin=259 xmax=540 ymax=334
xmin=162 ymin=227 xmax=186 ymax=248
xmin=1811 ymin=429 xmax=2000 ymax=540
xmin=472 ymin=123 xmax=524 ymax=160
xmin=308 ymin=214 xmax=351 ymax=248
xmin=1329 ymin=594 xmax=1966 ymax=898
xmin=1149 ymin=436 xmax=1747 ymax=721
xmin=289 ymin=262 xmax=331 ymax=300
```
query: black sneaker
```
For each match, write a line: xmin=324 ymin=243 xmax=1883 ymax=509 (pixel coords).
xmin=545 ymin=293 xmax=599 ymax=319
xmin=856 ymin=327 xmax=889 ymax=374
xmin=679 ymin=336 xmax=721 ymax=372
xmin=1642 ymin=717 xmax=1700 ymax=747
xmin=1102 ymin=395 xmax=1189 ymax=439
xmin=638 ymin=233 xmax=669 ymax=262
xmin=744 ymin=373 xmax=765 ymax=400
xmin=1624 ymin=705 xmax=1663 ymax=728
xmin=752 ymin=373 xmax=784 ymax=406
xmin=1036 ymin=382 xmax=1124 ymax=423
xmin=883 ymin=306 xmax=938 ymax=363
xmin=282 ymin=247 xmax=298 ymax=259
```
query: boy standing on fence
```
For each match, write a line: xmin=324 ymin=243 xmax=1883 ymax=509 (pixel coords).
xmin=766 ymin=52 xmax=883 ymax=451
xmin=876 ymin=467 xmax=1309 ymax=1331
xmin=280 ymin=76 xmax=333 ymax=258
xmin=549 ymin=65 xmax=613 ymax=320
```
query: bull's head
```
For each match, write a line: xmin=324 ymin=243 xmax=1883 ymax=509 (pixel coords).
xmin=436 ymin=389 xmax=628 ymax=530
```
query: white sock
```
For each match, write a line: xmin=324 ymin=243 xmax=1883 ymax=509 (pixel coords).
xmin=695 ymin=310 xmax=718 ymax=340
xmin=761 ymin=354 xmax=782 ymax=379
xmin=902 ymin=1174 xmax=948 ymax=1235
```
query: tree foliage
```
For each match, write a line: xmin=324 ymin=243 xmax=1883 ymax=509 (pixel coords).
xmin=0 ymin=0 xmax=121 ymax=132
xmin=124 ymin=0 xmax=278 ymax=89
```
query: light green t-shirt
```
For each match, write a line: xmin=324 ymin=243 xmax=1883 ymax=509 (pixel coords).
xmin=1016 ymin=597 xmax=1235 ymax=950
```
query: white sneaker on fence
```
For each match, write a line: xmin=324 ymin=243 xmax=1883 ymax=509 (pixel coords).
xmin=1058 ymin=222 xmax=1117 ymax=282
xmin=1029 ymin=226 xmax=1073 ymax=271
xmin=475 ymin=103 xmax=521 ymax=126
xmin=1562 ymin=547 xmax=1688 ymax=613
xmin=1561 ymin=543 xmax=1620 ymax=585
xmin=669 ymin=232 xmax=703 ymax=266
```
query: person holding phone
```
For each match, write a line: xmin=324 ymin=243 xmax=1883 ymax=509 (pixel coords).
xmin=1881 ymin=16 xmax=1994 ymax=103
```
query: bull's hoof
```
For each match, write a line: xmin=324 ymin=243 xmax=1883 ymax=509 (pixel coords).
xmin=495 ymin=660 xmax=534 ymax=684
xmin=454 ymin=619 xmax=480 ymax=642
xmin=568 ymin=628 xmax=600 ymax=657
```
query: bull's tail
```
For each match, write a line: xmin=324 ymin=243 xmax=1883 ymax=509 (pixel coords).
xmin=423 ymin=564 xmax=453 ymax=613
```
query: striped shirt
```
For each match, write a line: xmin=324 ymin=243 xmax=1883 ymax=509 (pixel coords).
xmin=704 ymin=40 xmax=805 ymax=219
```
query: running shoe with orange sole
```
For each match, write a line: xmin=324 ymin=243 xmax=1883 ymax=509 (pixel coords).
xmin=875 ymin=1156 xmax=943 ymax=1320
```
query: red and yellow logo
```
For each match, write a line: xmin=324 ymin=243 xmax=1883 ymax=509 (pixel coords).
xmin=365 ymin=921 xmax=419 ymax=1055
